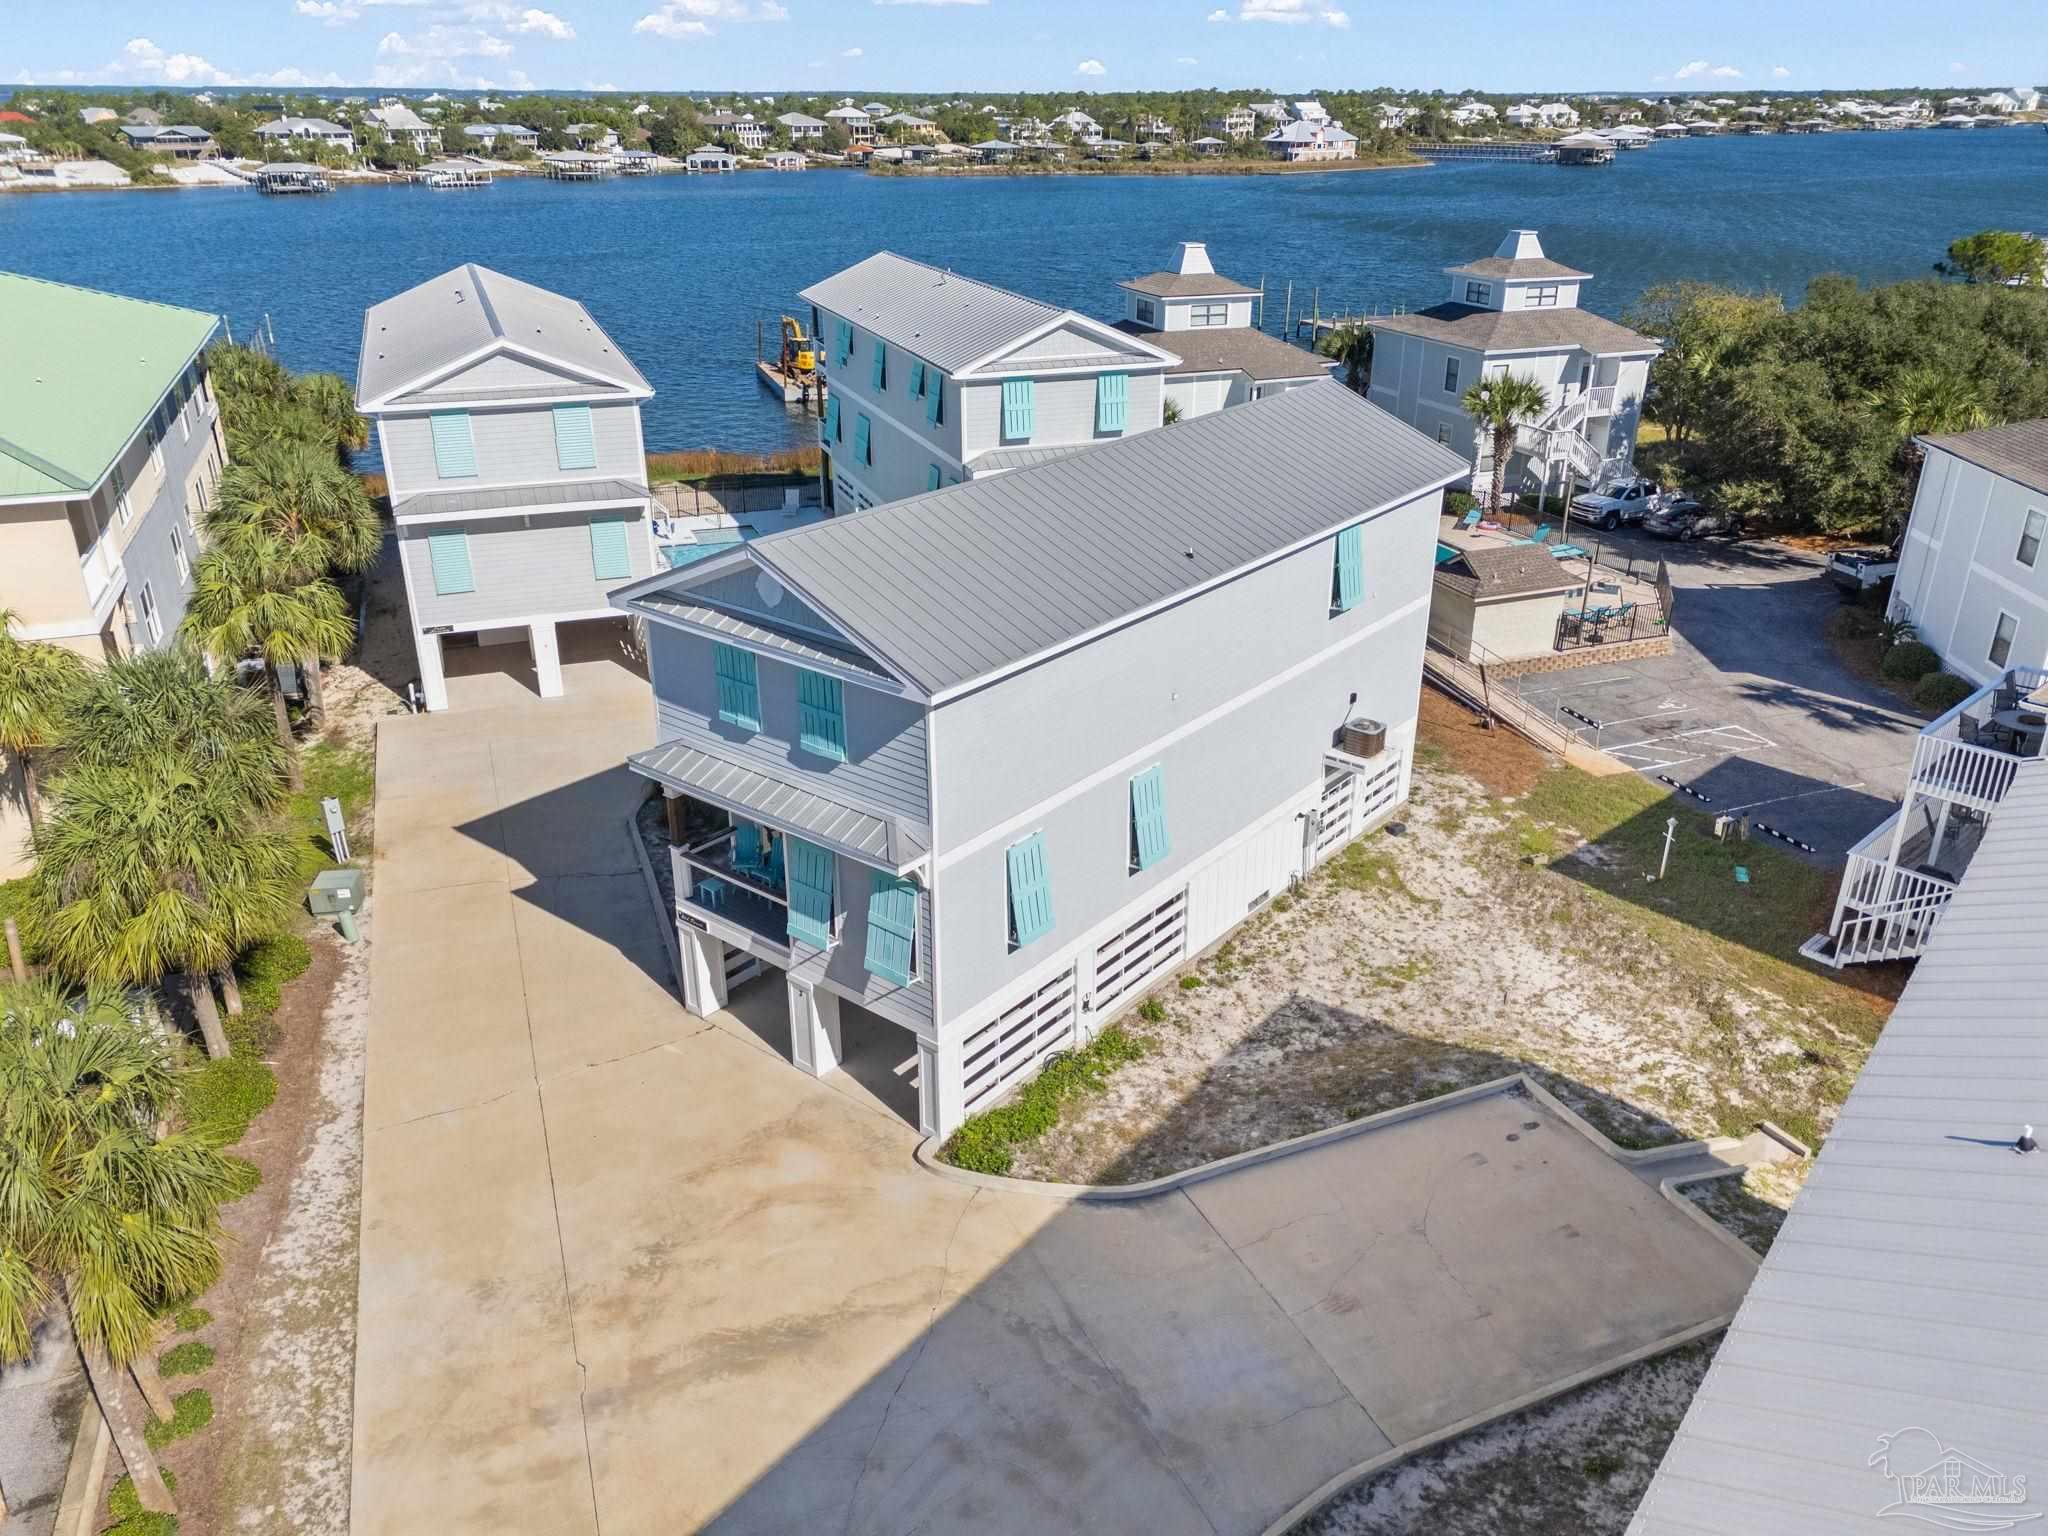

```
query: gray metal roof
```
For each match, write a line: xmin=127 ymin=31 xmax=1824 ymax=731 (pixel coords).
xmin=798 ymin=252 xmax=1065 ymax=375
xmin=969 ymin=443 xmax=1095 ymax=474
xmin=748 ymin=380 xmax=1468 ymax=700
xmin=392 ymin=476 xmax=649 ymax=521
xmin=356 ymin=262 xmax=653 ymax=408
xmin=627 ymin=586 xmax=897 ymax=683
xmin=1630 ymin=760 xmax=2048 ymax=1536
xmin=627 ymin=742 xmax=927 ymax=869
xmin=1922 ymin=418 xmax=2048 ymax=499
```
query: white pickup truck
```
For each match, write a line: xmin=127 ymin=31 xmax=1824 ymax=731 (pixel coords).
xmin=1826 ymin=546 xmax=1900 ymax=595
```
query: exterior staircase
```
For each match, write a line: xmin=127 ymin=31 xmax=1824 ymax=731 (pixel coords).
xmin=1515 ymin=386 xmax=1619 ymax=486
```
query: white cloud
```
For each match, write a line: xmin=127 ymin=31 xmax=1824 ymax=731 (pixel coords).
xmin=41 ymin=36 xmax=346 ymax=87
xmin=842 ymin=45 xmax=862 ymax=55
xmin=633 ymin=0 xmax=787 ymax=37
xmin=873 ymin=0 xmax=989 ymax=6
xmin=1672 ymin=59 xmax=1741 ymax=81
xmin=292 ymin=0 xmax=431 ymax=26
xmin=508 ymin=7 xmax=574 ymax=38
xmin=1176 ymin=55 xmax=1198 ymax=64
xmin=1772 ymin=64 xmax=1790 ymax=78
xmin=376 ymin=24 xmax=513 ymax=58
xmin=1075 ymin=57 xmax=1105 ymax=75
xmin=1206 ymin=7 xmax=1229 ymax=18
xmin=1236 ymin=0 xmax=1348 ymax=25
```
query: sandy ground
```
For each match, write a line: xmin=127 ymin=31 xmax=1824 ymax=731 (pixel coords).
xmin=1010 ymin=694 xmax=1871 ymax=1193
xmin=321 ymin=539 xmax=412 ymax=751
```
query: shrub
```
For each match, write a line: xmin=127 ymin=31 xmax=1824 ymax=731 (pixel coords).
xmin=941 ymin=1025 xmax=1148 ymax=1176
xmin=179 ymin=1052 xmax=277 ymax=1147
xmin=1178 ymin=974 xmax=1204 ymax=990
xmin=110 ymin=1468 xmax=179 ymax=1520
xmin=1826 ymin=606 xmax=1879 ymax=641
xmin=1880 ymin=640 xmax=1941 ymax=682
xmin=1914 ymin=672 xmax=1977 ymax=713
xmin=1445 ymin=489 xmax=1477 ymax=521
xmin=159 ymin=1341 xmax=216 ymax=1378
xmin=235 ymin=931 xmax=312 ymax=1018
xmin=144 ymin=1388 xmax=213 ymax=1451
xmin=1136 ymin=998 xmax=1167 ymax=1025
xmin=105 ymin=1515 xmax=177 ymax=1536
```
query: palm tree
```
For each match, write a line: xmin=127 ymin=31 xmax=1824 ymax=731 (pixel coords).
xmin=183 ymin=529 xmax=354 ymax=784
xmin=291 ymin=372 xmax=371 ymax=465
xmin=1316 ymin=323 xmax=1373 ymax=394
xmin=1867 ymin=368 xmax=1994 ymax=472
xmin=0 ymin=976 xmax=247 ymax=1516
xmin=62 ymin=647 xmax=290 ymax=813
xmin=0 ymin=610 xmax=87 ymax=838
xmin=1462 ymin=373 xmax=1552 ymax=516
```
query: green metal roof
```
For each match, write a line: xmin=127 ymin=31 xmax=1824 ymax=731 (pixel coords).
xmin=0 ymin=272 xmax=221 ymax=500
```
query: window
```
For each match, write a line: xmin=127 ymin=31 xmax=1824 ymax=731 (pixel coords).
xmin=925 ymin=372 xmax=944 ymax=428
xmin=712 ymin=643 xmax=760 ymax=731
xmin=909 ymin=358 xmax=926 ymax=400
xmin=926 ymin=463 xmax=942 ymax=492
xmin=430 ymin=411 xmax=476 ymax=479
xmin=1129 ymin=765 xmax=1170 ymax=872
xmin=1096 ymin=372 xmax=1129 ymax=433
xmin=824 ymin=394 xmax=841 ymax=444
xmin=137 ymin=581 xmax=162 ymax=645
xmin=427 ymin=531 xmax=474 ymax=595
xmin=1436 ymin=423 xmax=1451 ymax=445
xmin=871 ymin=339 xmax=887 ymax=392
xmin=1464 ymin=281 xmax=1491 ymax=306
xmin=796 ymin=668 xmax=846 ymax=760
xmin=170 ymin=521 xmax=189 ymax=582
xmin=853 ymin=413 xmax=872 ymax=467
xmin=1990 ymin=611 xmax=2018 ymax=669
xmin=1189 ymin=302 xmax=1228 ymax=327
xmin=785 ymin=837 xmax=835 ymax=950
xmin=1136 ymin=299 xmax=1157 ymax=325
xmin=1529 ymin=284 xmax=1560 ymax=308
xmin=1001 ymin=379 xmax=1034 ymax=441
xmin=1331 ymin=523 xmax=1363 ymax=613
xmin=1443 ymin=357 xmax=1460 ymax=394
xmin=588 ymin=515 xmax=631 ymax=580
xmin=1006 ymin=832 xmax=1055 ymax=949
xmin=2019 ymin=510 xmax=2045 ymax=568
xmin=553 ymin=404 xmax=597 ymax=471
xmin=146 ymin=416 xmax=164 ymax=475
xmin=864 ymin=872 xmax=918 ymax=985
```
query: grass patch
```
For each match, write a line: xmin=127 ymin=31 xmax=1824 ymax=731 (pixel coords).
xmin=1179 ymin=974 xmax=1204 ymax=990
xmin=144 ymin=1388 xmax=214 ymax=1451
xmin=285 ymin=741 xmax=376 ymax=880
xmin=172 ymin=1305 xmax=212 ymax=1333
xmin=234 ymin=931 xmax=313 ymax=1024
xmin=159 ymin=1341 xmax=216 ymax=1378
xmin=941 ymin=1025 xmax=1149 ymax=1176
xmin=178 ymin=1051 xmax=277 ymax=1148
xmin=1136 ymin=998 xmax=1167 ymax=1024
xmin=644 ymin=446 xmax=820 ymax=485
xmin=108 ymin=1466 xmax=180 ymax=1533
xmin=1325 ymin=838 xmax=1420 ymax=902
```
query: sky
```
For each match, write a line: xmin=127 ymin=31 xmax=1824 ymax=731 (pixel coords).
xmin=7 ymin=0 xmax=2045 ymax=97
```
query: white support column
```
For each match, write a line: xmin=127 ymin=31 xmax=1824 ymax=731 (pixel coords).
xmin=414 ymin=627 xmax=448 ymax=713
xmin=787 ymin=978 xmax=842 ymax=1077
xmin=676 ymin=924 xmax=728 ymax=1018
xmin=918 ymin=1037 xmax=963 ymax=1140
xmin=531 ymin=618 xmax=563 ymax=699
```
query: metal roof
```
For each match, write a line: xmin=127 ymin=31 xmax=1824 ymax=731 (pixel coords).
xmin=355 ymin=262 xmax=652 ymax=409
xmin=627 ymin=741 xmax=927 ymax=870
xmin=745 ymin=380 xmax=1468 ymax=699
xmin=1922 ymin=418 xmax=2048 ymax=499
xmin=392 ymin=476 xmax=649 ymax=521
xmin=0 ymin=272 xmax=219 ymax=500
xmin=1112 ymin=323 xmax=1333 ymax=382
xmin=799 ymin=252 xmax=1067 ymax=375
xmin=969 ymin=443 xmax=1095 ymax=474
xmin=1368 ymin=302 xmax=1660 ymax=357
xmin=626 ymin=585 xmax=898 ymax=684
xmin=1630 ymin=760 xmax=2048 ymax=1536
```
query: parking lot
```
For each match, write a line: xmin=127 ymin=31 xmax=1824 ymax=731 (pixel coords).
xmin=1502 ymin=526 xmax=1920 ymax=860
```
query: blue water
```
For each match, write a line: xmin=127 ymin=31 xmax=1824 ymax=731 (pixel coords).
xmin=5 ymin=128 xmax=2044 ymax=455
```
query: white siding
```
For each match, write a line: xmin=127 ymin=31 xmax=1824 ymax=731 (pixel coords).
xmin=381 ymin=401 xmax=643 ymax=500
xmin=401 ymin=508 xmax=653 ymax=627
xmin=1894 ymin=446 xmax=2048 ymax=682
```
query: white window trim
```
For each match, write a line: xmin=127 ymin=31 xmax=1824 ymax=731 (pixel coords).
xmin=2017 ymin=509 xmax=2045 ymax=570
xmin=1989 ymin=610 xmax=2018 ymax=669
xmin=170 ymin=522 xmax=189 ymax=581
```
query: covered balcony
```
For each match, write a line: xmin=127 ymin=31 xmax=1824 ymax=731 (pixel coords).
xmin=665 ymin=796 xmax=798 ymax=957
xmin=1905 ymin=667 xmax=2048 ymax=810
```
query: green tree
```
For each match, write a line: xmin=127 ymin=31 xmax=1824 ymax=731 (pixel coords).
xmin=1936 ymin=230 xmax=2046 ymax=287
xmin=1461 ymin=373 xmax=1550 ymax=513
xmin=290 ymin=372 xmax=371 ymax=464
xmin=0 ymin=611 xmax=87 ymax=837
xmin=0 ymin=976 xmax=246 ymax=1516
xmin=1316 ymin=323 xmax=1373 ymax=393
xmin=1625 ymin=281 xmax=1785 ymax=446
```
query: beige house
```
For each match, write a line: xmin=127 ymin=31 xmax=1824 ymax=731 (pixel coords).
xmin=1427 ymin=543 xmax=1584 ymax=662
xmin=1 ymin=273 xmax=226 ymax=874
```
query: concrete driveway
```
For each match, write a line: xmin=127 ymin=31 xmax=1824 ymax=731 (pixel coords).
xmin=351 ymin=648 xmax=1756 ymax=1536
xmin=1512 ymin=529 xmax=1920 ymax=858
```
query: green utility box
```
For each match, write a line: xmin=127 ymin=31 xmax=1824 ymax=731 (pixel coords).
xmin=307 ymin=869 xmax=363 ymax=916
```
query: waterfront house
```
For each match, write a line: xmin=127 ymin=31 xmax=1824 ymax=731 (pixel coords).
xmin=974 ymin=138 xmax=1020 ymax=163
xmin=702 ymin=111 xmax=768 ymax=151
xmin=353 ymin=265 xmax=656 ymax=713
xmin=564 ymin=122 xmax=621 ymax=155
xmin=1292 ymin=99 xmax=1331 ymax=123
xmin=1365 ymin=229 xmax=1661 ymax=501
xmin=776 ymin=111 xmax=826 ymax=142
xmin=1113 ymin=241 xmax=1334 ymax=417
xmin=0 ymin=132 xmax=35 ymax=164
xmin=824 ymin=106 xmax=874 ymax=144
xmin=1050 ymin=108 xmax=1102 ymax=143
xmin=610 ymin=380 xmax=1467 ymax=1137
xmin=1248 ymin=99 xmax=1292 ymax=124
xmin=801 ymin=251 xmax=1178 ymax=509
xmin=119 ymin=124 xmax=217 ymax=159
xmin=1205 ymin=105 xmax=1257 ymax=140
xmin=1450 ymin=101 xmax=1497 ymax=128
xmin=78 ymin=106 xmax=117 ymax=125
xmin=686 ymin=148 xmax=739 ymax=172
xmin=0 ymin=274 xmax=227 ymax=874
xmin=1504 ymin=103 xmax=1540 ymax=128
xmin=460 ymin=122 xmax=540 ymax=153
xmin=1263 ymin=120 xmax=1360 ymax=162
xmin=365 ymin=104 xmax=441 ymax=157
xmin=880 ymin=112 xmax=941 ymax=141
xmin=1191 ymin=135 xmax=1228 ymax=156
xmin=764 ymin=149 xmax=805 ymax=171
xmin=256 ymin=116 xmax=356 ymax=155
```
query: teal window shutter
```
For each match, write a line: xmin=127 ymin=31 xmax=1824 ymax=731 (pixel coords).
xmin=1332 ymin=524 xmax=1364 ymax=612
xmin=863 ymin=871 xmax=917 ymax=985
xmin=427 ymin=531 xmax=474 ymax=595
xmin=588 ymin=515 xmax=630 ymax=580
xmin=711 ymin=642 xmax=760 ymax=731
xmin=796 ymin=668 xmax=846 ymax=760
xmin=430 ymin=411 xmax=476 ymax=479
xmin=824 ymin=394 xmax=841 ymax=443
xmin=1096 ymin=372 xmax=1129 ymax=433
xmin=926 ymin=463 xmax=941 ymax=493
xmin=835 ymin=319 xmax=852 ymax=367
xmin=1129 ymin=765 xmax=1169 ymax=871
xmin=1001 ymin=379 xmax=1034 ymax=440
xmin=552 ymin=404 xmax=597 ymax=471
xmin=854 ymin=413 xmax=871 ymax=466
xmin=925 ymin=373 xmax=943 ymax=427
xmin=785 ymin=838 xmax=835 ymax=949
xmin=1006 ymin=832 xmax=1054 ymax=948
xmin=871 ymin=339 xmax=887 ymax=391
xmin=909 ymin=358 xmax=926 ymax=399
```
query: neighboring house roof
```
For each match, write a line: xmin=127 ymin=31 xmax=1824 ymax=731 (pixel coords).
xmin=355 ymin=262 xmax=652 ymax=409
xmin=0 ymin=272 xmax=220 ymax=500
xmin=1432 ymin=544 xmax=1583 ymax=600
xmin=1111 ymin=322 xmax=1333 ymax=383
xmin=121 ymin=125 xmax=212 ymax=143
xmin=969 ymin=443 xmax=1094 ymax=474
xmin=1630 ymin=760 xmax=2048 ymax=1536
xmin=0 ymin=110 xmax=35 ymax=124
xmin=1447 ymin=255 xmax=1592 ymax=281
xmin=1921 ymin=417 xmax=2048 ymax=498
xmin=734 ymin=380 xmax=1467 ymax=699
xmin=259 ymin=116 xmax=350 ymax=135
xmin=369 ymin=105 xmax=434 ymax=133
xmin=393 ymin=477 xmax=649 ymax=521
xmin=1367 ymin=302 xmax=1660 ymax=356
xmin=800 ymin=251 xmax=1175 ymax=377
xmin=1119 ymin=270 xmax=1259 ymax=299
xmin=777 ymin=112 xmax=827 ymax=127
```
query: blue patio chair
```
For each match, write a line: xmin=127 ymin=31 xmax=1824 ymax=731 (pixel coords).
xmin=1456 ymin=508 xmax=1481 ymax=531
xmin=1512 ymin=522 xmax=1552 ymax=546
xmin=1550 ymin=544 xmax=1588 ymax=560
xmin=762 ymin=843 xmax=785 ymax=889
xmin=732 ymin=823 xmax=765 ymax=874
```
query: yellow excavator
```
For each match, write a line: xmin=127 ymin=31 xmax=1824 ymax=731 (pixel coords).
xmin=776 ymin=316 xmax=816 ymax=380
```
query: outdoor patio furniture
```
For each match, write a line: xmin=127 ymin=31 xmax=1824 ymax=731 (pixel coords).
xmin=1477 ymin=519 xmax=1504 ymax=532
xmin=1551 ymin=544 xmax=1588 ymax=560
xmin=1456 ymin=508 xmax=1481 ymax=530
xmin=733 ymin=823 xmax=767 ymax=874
xmin=1591 ymin=581 xmax=1620 ymax=594
xmin=694 ymin=877 xmax=729 ymax=910
xmin=1513 ymin=523 xmax=1552 ymax=546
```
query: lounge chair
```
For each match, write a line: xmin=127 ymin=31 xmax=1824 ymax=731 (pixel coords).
xmin=1550 ymin=543 xmax=1588 ymax=560
xmin=1456 ymin=508 xmax=1482 ymax=531
xmin=733 ymin=823 xmax=766 ymax=875
xmin=1512 ymin=523 xmax=1552 ymax=546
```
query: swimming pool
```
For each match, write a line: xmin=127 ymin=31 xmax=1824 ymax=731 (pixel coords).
xmin=1435 ymin=542 xmax=1460 ymax=565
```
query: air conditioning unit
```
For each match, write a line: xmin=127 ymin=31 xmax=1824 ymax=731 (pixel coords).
xmin=1336 ymin=717 xmax=1386 ymax=759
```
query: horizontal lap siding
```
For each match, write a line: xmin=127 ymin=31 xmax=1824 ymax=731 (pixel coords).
xmin=959 ymin=373 xmax=1161 ymax=461
xmin=647 ymin=626 xmax=931 ymax=826
xmin=382 ymin=402 xmax=643 ymax=498
xmin=402 ymin=508 xmax=652 ymax=627
xmin=786 ymin=852 xmax=934 ymax=1034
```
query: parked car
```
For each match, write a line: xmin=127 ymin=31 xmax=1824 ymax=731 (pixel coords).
xmin=1643 ymin=495 xmax=1744 ymax=541
xmin=1827 ymin=545 xmax=1900 ymax=595
xmin=1570 ymin=475 xmax=1663 ymax=531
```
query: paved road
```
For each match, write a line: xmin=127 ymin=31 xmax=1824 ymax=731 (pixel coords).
xmin=1511 ymin=528 xmax=1920 ymax=859
xmin=350 ymin=645 xmax=1755 ymax=1536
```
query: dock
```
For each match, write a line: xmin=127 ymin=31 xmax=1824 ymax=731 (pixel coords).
xmin=755 ymin=359 xmax=827 ymax=406
xmin=253 ymin=165 xmax=331 ymax=194
xmin=1408 ymin=141 xmax=1558 ymax=162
